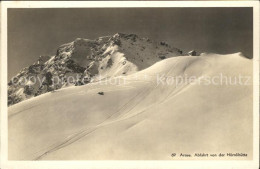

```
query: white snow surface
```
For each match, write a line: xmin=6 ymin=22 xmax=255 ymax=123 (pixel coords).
xmin=8 ymin=53 xmax=253 ymax=160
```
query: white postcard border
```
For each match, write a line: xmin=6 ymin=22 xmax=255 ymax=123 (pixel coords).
xmin=1 ymin=1 xmax=259 ymax=169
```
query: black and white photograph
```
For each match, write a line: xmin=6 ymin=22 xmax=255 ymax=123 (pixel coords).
xmin=0 ymin=1 xmax=259 ymax=169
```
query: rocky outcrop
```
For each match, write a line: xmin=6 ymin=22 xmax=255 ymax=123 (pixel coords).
xmin=188 ymin=50 xmax=197 ymax=56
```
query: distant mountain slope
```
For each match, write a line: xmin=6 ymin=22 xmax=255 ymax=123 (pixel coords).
xmin=8 ymin=52 xmax=252 ymax=160
xmin=8 ymin=33 xmax=182 ymax=106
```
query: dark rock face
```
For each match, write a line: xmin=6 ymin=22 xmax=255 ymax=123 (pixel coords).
xmin=24 ymin=85 xmax=34 ymax=95
xmin=106 ymin=58 xmax=113 ymax=68
xmin=66 ymin=60 xmax=86 ymax=73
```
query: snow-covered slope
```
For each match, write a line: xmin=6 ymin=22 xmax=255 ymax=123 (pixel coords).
xmin=8 ymin=33 xmax=182 ymax=106
xmin=8 ymin=52 xmax=253 ymax=160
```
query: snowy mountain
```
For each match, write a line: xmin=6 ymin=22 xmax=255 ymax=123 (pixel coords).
xmin=8 ymin=52 xmax=253 ymax=160
xmin=8 ymin=33 xmax=182 ymax=106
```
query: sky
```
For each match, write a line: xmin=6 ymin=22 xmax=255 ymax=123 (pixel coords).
xmin=8 ymin=7 xmax=253 ymax=79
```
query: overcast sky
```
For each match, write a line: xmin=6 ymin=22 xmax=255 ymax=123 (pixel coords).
xmin=8 ymin=7 xmax=253 ymax=79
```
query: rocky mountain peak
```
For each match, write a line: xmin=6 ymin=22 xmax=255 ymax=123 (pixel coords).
xmin=8 ymin=33 xmax=183 ymax=106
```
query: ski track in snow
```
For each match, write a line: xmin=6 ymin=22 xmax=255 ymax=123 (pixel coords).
xmin=33 ymin=88 xmax=149 ymax=160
